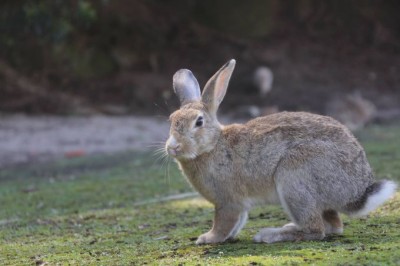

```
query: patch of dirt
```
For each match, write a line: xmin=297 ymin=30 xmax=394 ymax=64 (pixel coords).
xmin=0 ymin=115 xmax=170 ymax=167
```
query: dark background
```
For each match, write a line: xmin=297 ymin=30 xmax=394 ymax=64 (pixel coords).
xmin=1 ymin=0 xmax=399 ymax=116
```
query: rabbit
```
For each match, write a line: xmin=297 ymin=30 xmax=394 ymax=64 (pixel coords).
xmin=326 ymin=91 xmax=377 ymax=132
xmin=165 ymin=59 xmax=397 ymax=245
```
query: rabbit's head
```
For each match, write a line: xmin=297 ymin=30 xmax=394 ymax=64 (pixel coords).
xmin=166 ymin=59 xmax=236 ymax=160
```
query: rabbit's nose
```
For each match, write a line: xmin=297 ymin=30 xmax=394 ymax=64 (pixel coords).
xmin=167 ymin=143 xmax=181 ymax=156
xmin=166 ymin=136 xmax=181 ymax=156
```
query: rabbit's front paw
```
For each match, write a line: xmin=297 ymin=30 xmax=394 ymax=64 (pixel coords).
xmin=196 ymin=232 xmax=225 ymax=245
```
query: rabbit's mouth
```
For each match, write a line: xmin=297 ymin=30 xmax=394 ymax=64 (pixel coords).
xmin=167 ymin=148 xmax=197 ymax=160
xmin=165 ymin=136 xmax=182 ymax=157
xmin=166 ymin=146 xmax=180 ymax=157
xmin=166 ymin=135 xmax=200 ymax=160
xmin=166 ymin=146 xmax=199 ymax=161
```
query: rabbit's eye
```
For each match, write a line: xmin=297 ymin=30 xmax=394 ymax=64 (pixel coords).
xmin=195 ymin=116 xmax=203 ymax=127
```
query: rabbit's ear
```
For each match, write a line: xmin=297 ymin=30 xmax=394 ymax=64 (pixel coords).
xmin=202 ymin=59 xmax=236 ymax=115
xmin=173 ymin=69 xmax=201 ymax=106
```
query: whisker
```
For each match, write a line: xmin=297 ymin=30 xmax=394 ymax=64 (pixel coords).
xmin=145 ymin=142 xmax=167 ymax=148
xmin=149 ymin=141 xmax=169 ymax=167
xmin=161 ymin=156 xmax=171 ymax=186
xmin=147 ymin=145 xmax=165 ymax=149
xmin=166 ymin=157 xmax=171 ymax=190
xmin=153 ymin=154 xmax=165 ymax=165
xmin=153 ymin=148 xmax=166 ymax=156
xmin=153 ymin=150 xmax=169 ymax=165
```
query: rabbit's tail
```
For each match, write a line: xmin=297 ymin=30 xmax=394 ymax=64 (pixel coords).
xmin=347 ymin=180 xmax=397 ymax=217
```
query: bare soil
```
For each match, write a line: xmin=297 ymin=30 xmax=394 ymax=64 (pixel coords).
xmin=0 ymin=115 xmax=170 ymax=167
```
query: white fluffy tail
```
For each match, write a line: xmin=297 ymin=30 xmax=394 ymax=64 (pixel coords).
xmin=351 ymin=180 xmax=397 ymax=217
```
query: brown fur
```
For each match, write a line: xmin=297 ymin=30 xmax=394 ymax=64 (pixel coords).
xmin=165 ymin=59 xmax=396 ymax=244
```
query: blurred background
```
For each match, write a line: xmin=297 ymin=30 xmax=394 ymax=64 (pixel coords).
xmin=1 ymin=0 xmax=400 ymax=164
xmin=2 ymin=2 xmax=400 ymax=263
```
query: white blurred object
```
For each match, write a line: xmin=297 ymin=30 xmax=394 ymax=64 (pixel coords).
xmin=232 ymin=105 xmax=261 ymax=119
xmin=326 ymin=91 xmax=377 ymax=131
xmin=248 ymin=105 xmax=261 ymax=117
xmin=253 ymin=66 xmax=274 ymax=97
xmin=228 ymin=66 xmax=276 ymax=120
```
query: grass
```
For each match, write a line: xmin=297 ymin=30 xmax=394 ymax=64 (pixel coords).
xmin=0 ymin=125 xmax=400 ymax=265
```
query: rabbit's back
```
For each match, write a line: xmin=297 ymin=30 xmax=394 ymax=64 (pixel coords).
xmin=245 ymin=111 xmax=354 ymax=143
xmin=244 ymin=111 xmax=371 ymax=177
xmin=224 ymin=112 xmax=362 ymax=165
xmin=220 ymin=112 xmax=369 ymax=190
xmin=241 ymin=112 xmax=374 ymax=210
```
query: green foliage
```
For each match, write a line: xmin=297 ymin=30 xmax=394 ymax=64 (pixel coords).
xmin=194 ymin=0 xmax=278 ymax=38
xmin=0 ymin=0 xmax=106 ymax=74
xmin=0 ymin=125 xmax=399 ymax=265
xmin=4 ymin=0 xmax=98 ymax=43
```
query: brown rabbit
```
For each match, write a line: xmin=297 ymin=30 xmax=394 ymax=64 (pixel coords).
xmin=326 ymin=91 xmax=377 ymax=132
xmin=165 ymin=59 xmax=397 ymax=244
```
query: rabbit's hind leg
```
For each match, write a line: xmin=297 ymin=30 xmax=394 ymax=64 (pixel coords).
xmin=253 ymin=223 xmax=302 ymax=243
xmin=253 ymin=209 xmax=325 ymax=243
xmin=323 ymin=209 xmax=343 ymax=234
xmin=254 ymin=178 xmax=326 ymax=243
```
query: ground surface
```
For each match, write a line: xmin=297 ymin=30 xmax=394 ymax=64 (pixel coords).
xmin=0 ymin=123 xmax=399 ymax=265
xmin=0 ymin=115 xmax=170 ymax=167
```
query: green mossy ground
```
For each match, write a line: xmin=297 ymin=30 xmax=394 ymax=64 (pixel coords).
xmin=1 ymin=125 xmax=399 ymax=265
